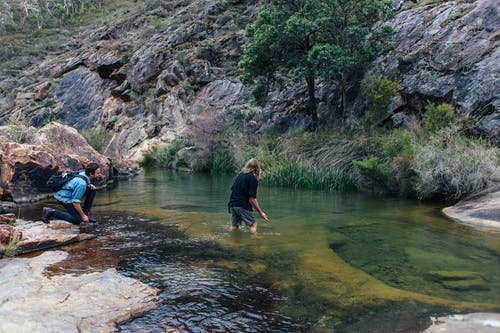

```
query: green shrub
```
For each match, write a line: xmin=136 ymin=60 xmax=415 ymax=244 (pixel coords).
xmin=423 ymin=102 xmax=456 ymax=133
xmin=412 ymin=127 xmax=500 ymax=201
xmin=141 ymin=139 xmax=187 ymax=169
xmin=81 ymin=128 xmax=112 ymax=153
xmin=353 ymin=156 xmax=391 ymax=193
xmin=361 ymin=75 xmax=399 ymax=132
xmin=250 ymin=83 xmax=268 ymax=105
xmin=382 ymin=130 xmax=417 ymax=195
xmin=211 ymin=148 xmax=235 ymax=175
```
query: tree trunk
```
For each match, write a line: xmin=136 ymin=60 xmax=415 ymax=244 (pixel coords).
xmin=306 ymin=75 xmax=318 ymax=131
xmin=340 ymin=73 xmax=347 ymax=129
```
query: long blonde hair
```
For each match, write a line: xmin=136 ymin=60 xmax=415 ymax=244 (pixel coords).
xmin=242 ymin=158 xmax=261 ymax=180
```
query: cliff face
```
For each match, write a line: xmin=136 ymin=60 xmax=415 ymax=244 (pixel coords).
xmin=376 ymin=0 xmax=499 ymax=141
xmin=0 ymin=0 xmax=498 ymax=166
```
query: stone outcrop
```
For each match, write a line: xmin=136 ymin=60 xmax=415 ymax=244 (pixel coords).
xmin=424 ymin=313 xmax=500 ymax=333
xmin=442 ymin=187 xmax=500 ymax=231
xmin=0 ymin=122 xmax=112 ymax=203
xmin=0 ymin=250 xmax=159 ymax=333
xmin=374 ymin=0 xmax=499 ymax=142
xmin=0 ymin=0 xmax=498 ymax=168
xmin=14 ymin=219 xmax=96 ymax=255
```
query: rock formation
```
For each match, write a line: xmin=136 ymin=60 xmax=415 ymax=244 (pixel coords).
xmin=0 ymin=250 xmax=159 ymax=333
xmin=0 ymin=122 xmax=112 ymax=203
xmin=0 ymin=0 xmax=496 ymax=169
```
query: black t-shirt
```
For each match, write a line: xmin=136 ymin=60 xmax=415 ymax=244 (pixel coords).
xmin=228 ymin=172 xmax=258 ymax=211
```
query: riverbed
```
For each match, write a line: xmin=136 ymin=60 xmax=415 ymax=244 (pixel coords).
xmin=21 ymin=169 xmax=500 ymax=332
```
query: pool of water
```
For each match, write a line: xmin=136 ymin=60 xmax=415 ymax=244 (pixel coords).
xmin=24 ymin=169 xmax=500 ymax=332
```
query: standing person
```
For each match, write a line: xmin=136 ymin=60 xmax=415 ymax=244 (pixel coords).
xmin=228 ymin=158 xmax=268 ymax=235
xmin=41 ymin=163 xmax=102 ymax=225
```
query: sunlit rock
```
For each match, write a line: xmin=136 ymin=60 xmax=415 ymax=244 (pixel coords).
xmin=0 ymin=251 xmax=159 ymax=333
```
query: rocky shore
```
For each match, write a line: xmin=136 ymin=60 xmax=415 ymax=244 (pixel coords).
xmin=0 ymin=216 xmax=160 ymax=332
xmin=0 ymin=250 xmax=158 ymax=333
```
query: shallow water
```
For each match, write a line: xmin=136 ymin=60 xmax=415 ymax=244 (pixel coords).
xmin=25 ymin=169 xmax=500 ymax=332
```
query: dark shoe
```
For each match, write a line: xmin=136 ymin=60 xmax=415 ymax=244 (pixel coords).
xmin=42 ymin=207 xmax=55 ymax=224
xmin=79 ymin=222 xmax=97 ymax=232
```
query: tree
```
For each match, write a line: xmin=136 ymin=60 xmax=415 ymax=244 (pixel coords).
xmin=239 ymin=0 xmax=393 ymax=130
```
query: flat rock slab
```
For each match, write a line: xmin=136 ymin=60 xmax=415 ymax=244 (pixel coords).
xmin=443 ymin=189 xmax=500 ymax=231
xmin=424 ymin=313 xmax=500 ymax=333
xmin=0 ymin=251 xmax=159 ymax=333
xmin=14 ymin=220 xmax=96 ymax=255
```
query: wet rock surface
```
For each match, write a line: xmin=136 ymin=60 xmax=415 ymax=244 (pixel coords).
xmin=14 ymin=219 xmax=96 ymax=255
xmin=0 ymin=251 xmax=159 ymax=333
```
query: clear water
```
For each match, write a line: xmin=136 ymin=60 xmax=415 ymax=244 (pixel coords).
xmin=27 ymin=169 xmax=500 ymax=332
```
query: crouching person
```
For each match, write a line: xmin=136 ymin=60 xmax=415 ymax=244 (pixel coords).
xmin=42 ymin=163 xmax=102 ymax=225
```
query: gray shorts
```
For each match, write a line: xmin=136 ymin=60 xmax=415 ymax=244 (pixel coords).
xmin=230 ymin=206 xmax=255 ymax=227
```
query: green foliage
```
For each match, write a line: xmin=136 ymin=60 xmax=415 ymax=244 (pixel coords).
xmin=81 ymin=128 xmax=112 ymax=153
xmin=262 ymin=160 xmax=357 ymax=192
xmin=383 ymin=130 xmax=413 ymax=158
xmin=353 ymin=156 xmax=390 ymax=193
xmin=148 ymin=16 xmax=166 ymax=31
xmin=141 ymin=140 xmax=187 ymax=169
xmin=361 ymin=76 xmax=399 ymax=132
xmin=210 ymin=148 xmax=235 ymax=175
xmin=412 ymin=128 xmax=500 ymax=201
xmin=3 ymin=231 xmax=21 ymax=257
xmin=239 ymin=0 xmax=394 ymax=130
xmin=250 ymin=83 xmax=268 ymax=105
xmin=423 ymin=102 xmax=456 ymax=133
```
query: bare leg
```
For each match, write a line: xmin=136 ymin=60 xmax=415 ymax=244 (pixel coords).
xmin=249 ymin=223 xmax=257 ymax=235
xmin=230 ymin=226 xmax=239 ymax=232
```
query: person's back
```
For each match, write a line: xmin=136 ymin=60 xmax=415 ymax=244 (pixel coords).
xmin=42 ymin=163 xmax=101 ymax=225
xmin=54 ymin=171 xmax=89 ymax=204
xmin=227 ymin=158 xmax=268 ymax=235
xmin=228 ymin=171 xmax=257 ymax=212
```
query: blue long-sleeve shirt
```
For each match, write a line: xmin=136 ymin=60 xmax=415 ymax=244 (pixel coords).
xmin=54 ymin=171 xmax=89 ymax=203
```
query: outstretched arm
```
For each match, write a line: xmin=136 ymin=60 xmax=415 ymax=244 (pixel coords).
xmin=249 ymin=197 xmax=269 ymax=221
xmin=72 ymin=202 xmax=89 ymax=223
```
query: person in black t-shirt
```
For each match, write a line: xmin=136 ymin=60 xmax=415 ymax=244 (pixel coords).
xmin=228 ymin=158 xmax=269 ymax=235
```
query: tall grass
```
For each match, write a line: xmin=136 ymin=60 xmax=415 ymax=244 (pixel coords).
xmin=413 ymin=127 xmax=500 ymax=201
xmin=3 ymin=231 xmax=21 ymax=257
xmin=81 ymin=128 xmax=112 ymax=153
xmin=141 ymin=139 xmax=187 ymax=169
xmin=262 ymin=160 xmax=357 ymax=191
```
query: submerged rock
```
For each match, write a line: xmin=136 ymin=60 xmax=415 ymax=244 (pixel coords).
xmin=0 ymin=251 xmax=158 ymax=333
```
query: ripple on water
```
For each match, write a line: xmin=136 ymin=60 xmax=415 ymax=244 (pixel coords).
xmin=117 ymin=247 xmax=307 ymax=332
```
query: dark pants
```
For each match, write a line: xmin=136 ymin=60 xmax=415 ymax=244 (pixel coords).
xmin=52 ymin=188 xmax=96 ymax=225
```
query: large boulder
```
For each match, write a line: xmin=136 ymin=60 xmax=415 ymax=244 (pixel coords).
xmin=0 ymin=250 xmax=159 ymax=333
xmin=0 ymin=122 xmax=112 ymax=203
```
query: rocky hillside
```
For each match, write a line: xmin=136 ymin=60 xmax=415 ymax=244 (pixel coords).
xmin=0 ymin=0 xmax=498 ymax=167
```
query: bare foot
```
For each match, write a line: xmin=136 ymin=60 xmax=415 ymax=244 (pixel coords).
xmin=249 ymin=223 xmax=257 ymax=235
xmin=230 ymin=226 xmax=239 ymax=232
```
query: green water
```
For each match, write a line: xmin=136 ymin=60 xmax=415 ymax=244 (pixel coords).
xmin=93 ymin=169 xmax=500 ymax=330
